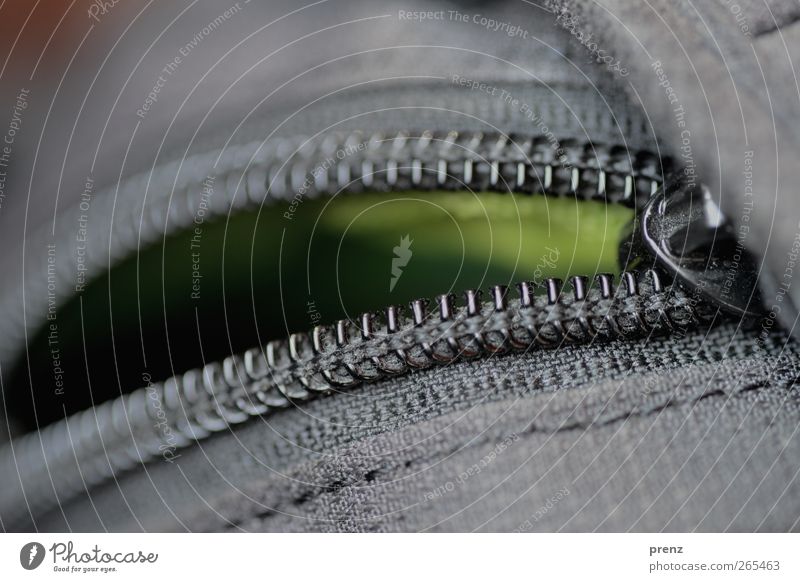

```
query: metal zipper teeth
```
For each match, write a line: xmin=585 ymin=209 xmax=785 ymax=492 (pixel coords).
xmin=1 ymin=132 xmax=673 ymax=525
xmin=2 ymin=269 xmax=712 ymax=526
xmin=0 ymin=130 xmax=667 ymax=370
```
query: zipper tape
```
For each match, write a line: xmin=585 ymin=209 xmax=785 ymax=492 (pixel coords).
xmin=0 ymin=269 xmax=714 ymax=527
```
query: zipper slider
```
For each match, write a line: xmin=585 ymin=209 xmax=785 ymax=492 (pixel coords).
xmin=620 ymin=173 xmax=766 ymax=319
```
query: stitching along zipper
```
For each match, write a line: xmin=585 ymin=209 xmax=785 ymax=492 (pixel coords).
xmin=2 ymin=131 xmax=720 ymax=526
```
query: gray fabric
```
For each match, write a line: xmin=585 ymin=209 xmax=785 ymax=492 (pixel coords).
xmin=33 ymin=324 xmax=800 ymax=531
xmin=546 ymin=0 xmax=800 ymax=334
xmin=0 ymin=0 xmax=619 ymax=253
xmin=3 ymin=0 xmax=800 ymax=533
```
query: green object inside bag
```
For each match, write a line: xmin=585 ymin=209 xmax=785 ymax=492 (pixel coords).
xmin=317 ymin=191 xmax=630 ymax=301
xmin=17 ymin=191 xmax=632 ymax=424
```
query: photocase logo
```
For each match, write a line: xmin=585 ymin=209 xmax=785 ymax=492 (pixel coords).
xmin=389 ymin=235 xmax=413 ymax=292
xmin=20 ymin=542 xmax=45 ymax=570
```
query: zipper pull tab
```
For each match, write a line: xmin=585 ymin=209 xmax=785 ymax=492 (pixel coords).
xmin=620 ymin=173 xmax=767 ymax=319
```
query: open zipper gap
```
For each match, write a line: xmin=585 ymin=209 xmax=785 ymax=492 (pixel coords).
xmin=2 ymin=131 xmax=702 ymax=526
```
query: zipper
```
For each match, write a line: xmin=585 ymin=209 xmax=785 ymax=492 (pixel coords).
xmin=4 ymin=270 xmax=709 ymax=526
xmin=621 ymin=172 xmax=766 ymax=319
xmin=0 ymin=130 xmax=666 ymax=372
xmin=1 ymin=131 xmax=723 ymax=526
